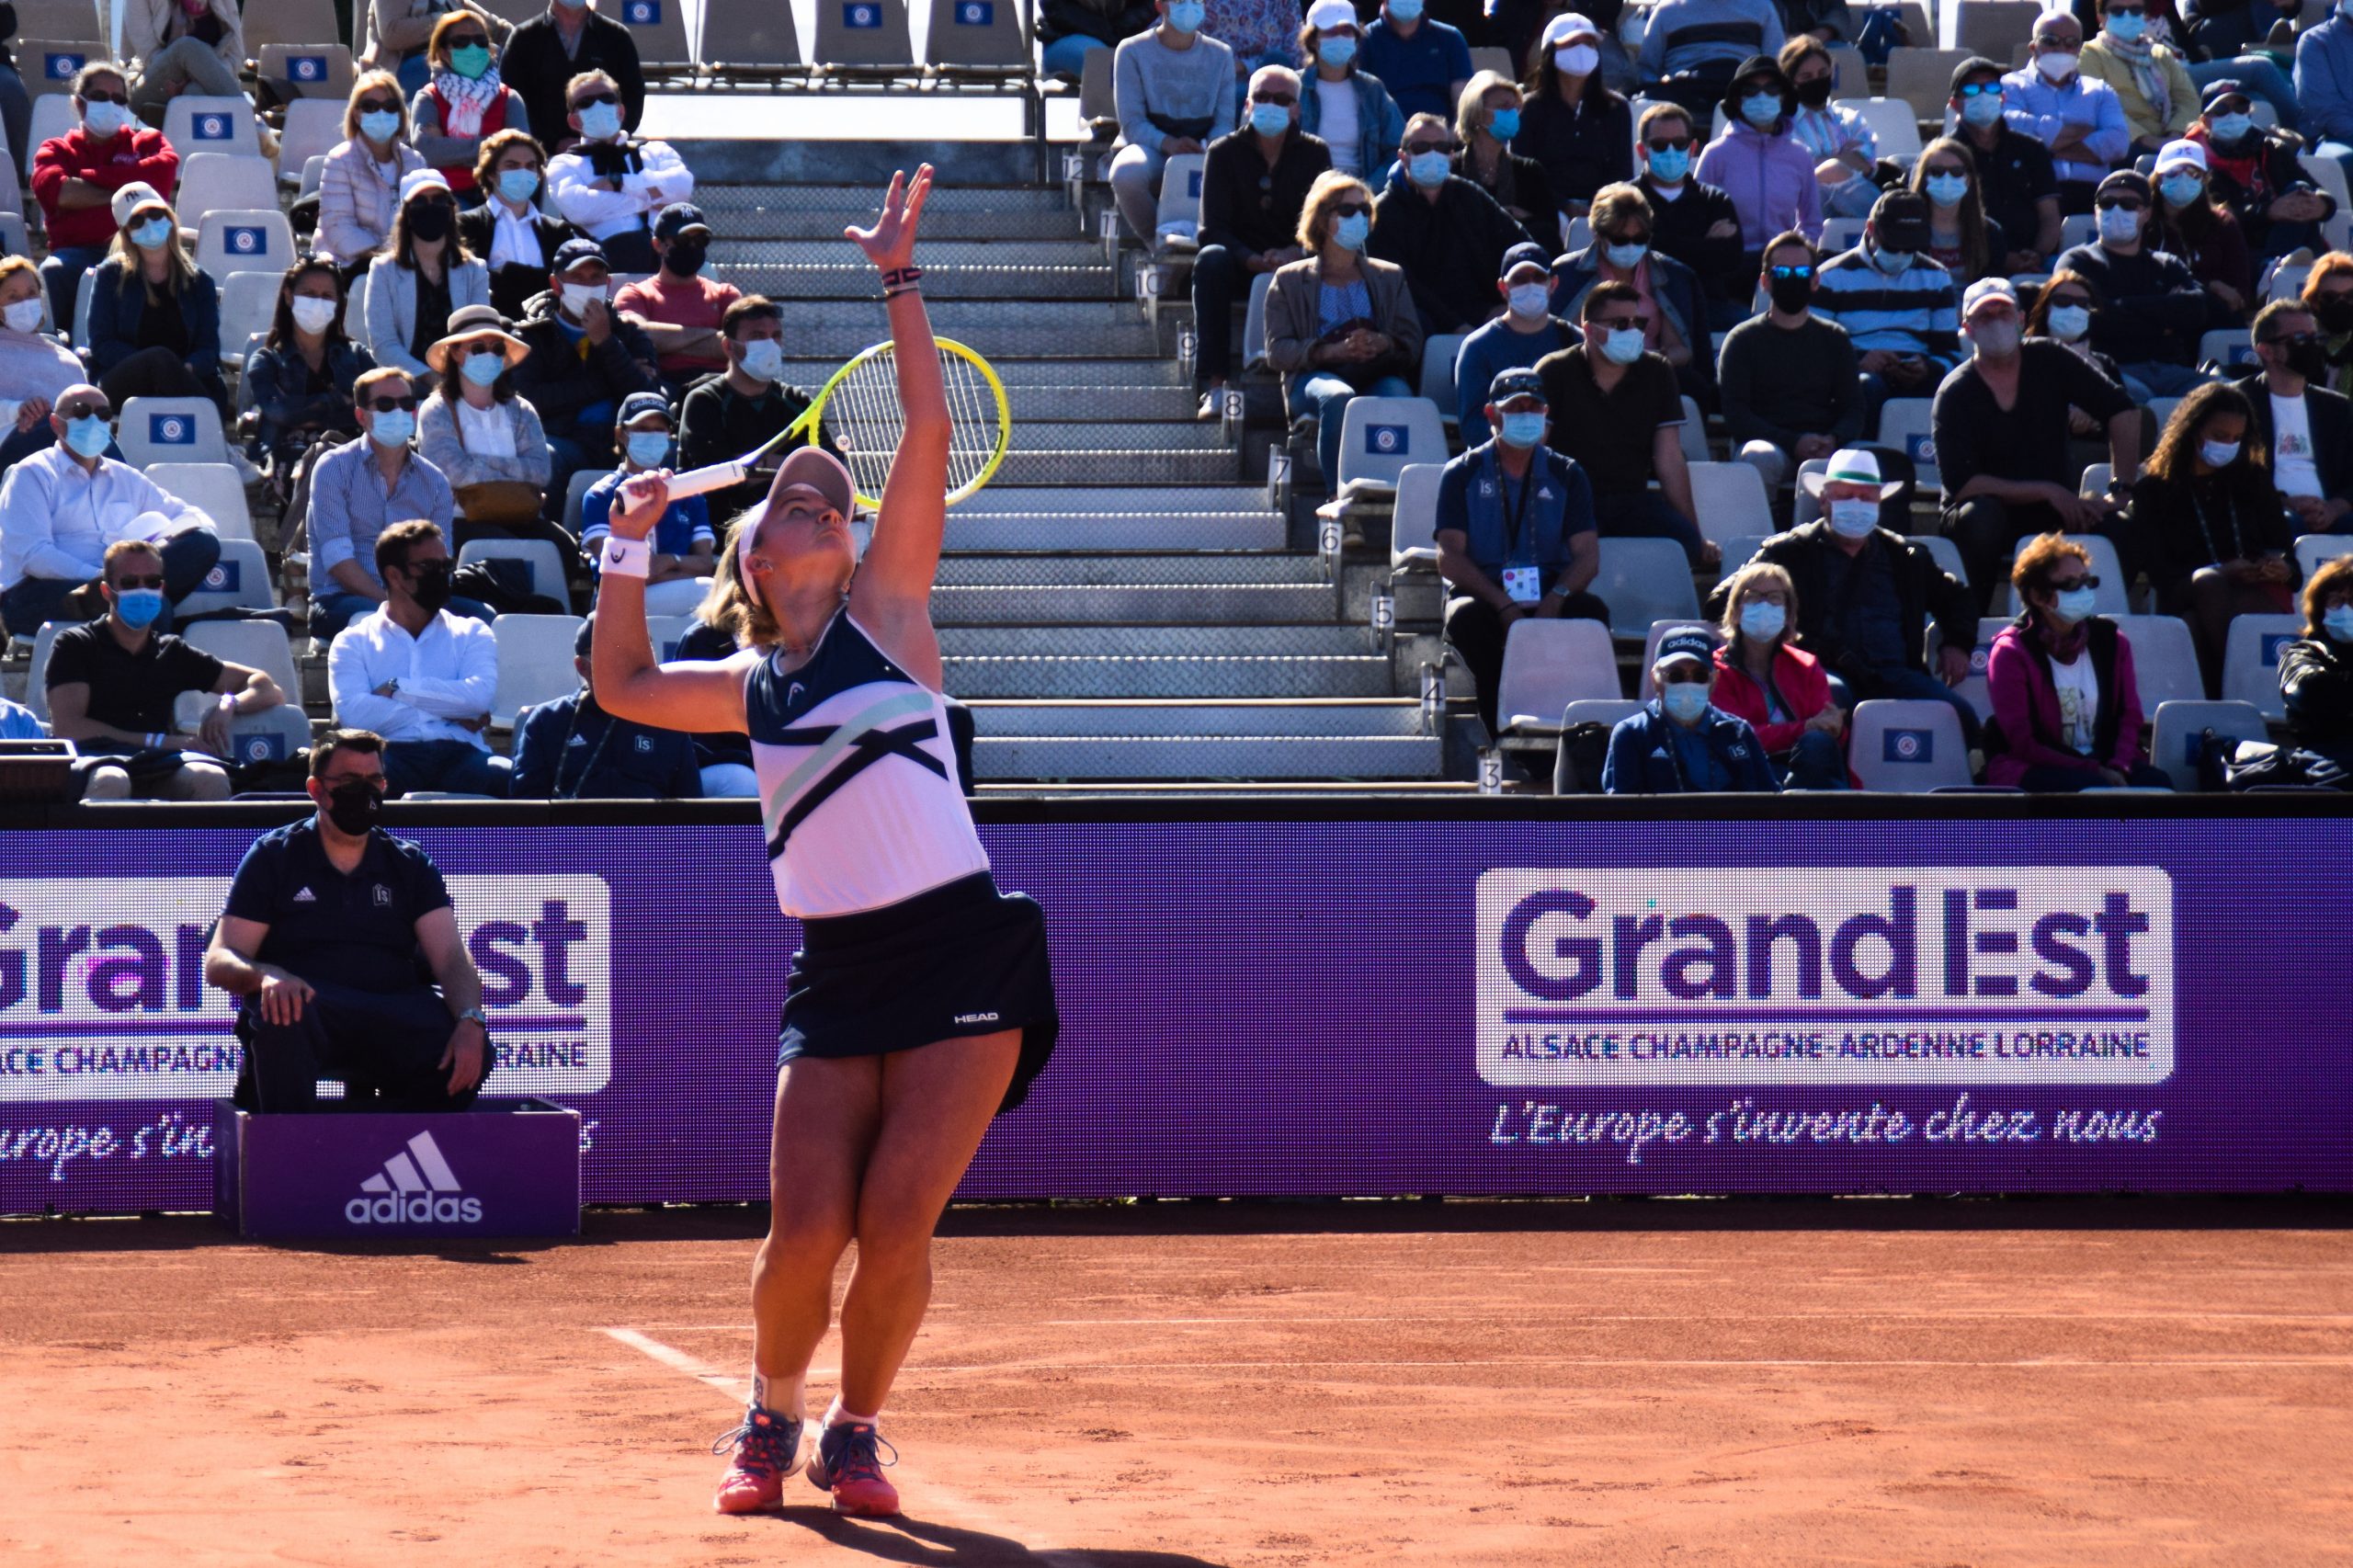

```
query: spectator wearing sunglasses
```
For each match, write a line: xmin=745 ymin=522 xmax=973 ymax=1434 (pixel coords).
xmin=85 ymin=184 xmax=231 ymax=415
xmin=1812 ymin=188 xmax=1957 ymax=434
xmin=44 ymin=539 xmax=282 ymax=803
xmin=1264 ymin=170 xmax=1424 ymax=498
xmin=498 ymin=0 xmax=643 ymax=157
xmin=2234 ymin=297 xmax=2353 ymax=535
xmin=2056 ymin=168 xmax=2212 ymax=402
xmin=1452 ymin=242 xmax=1574 ymax=443
xmin=30 ymin=63 xmax=179 ymax=335
xmin=1718 ymin=232 xmax=1861 ymax=490
xmin=0 ymin=383 xmax=222 ymax=640
xmin=119 ymin=0 xmax=247 ymax=120
xmin=2190 ymin=80 xmax=2333 ymax=264
xmin=366 ymin=0 xmax=511 ymax=97
xmin=1981 ymin=532 xmax=2173 ymax=790
xmin=1370 ymin=112 xmax=1533 ymax=335
xmin=1908 ymin=136 xmax=2010 ymax=287
xmin=1535 ymin=280 xmax=1718 ymax=569
xmin=1516 ymin=13 xmax=1632 ymax=218
xmin=306 ymin=367 xmax=477 ymax=640
xmin=1193 ymin=65 xmax=1332 ymax=417
xmin=1631 ymin=101 xmax=1747 ymax=326
xmin=1550 ymin=181 xmax=1711 ymax=410
xmin=546 ymin=68 xmax=691 ymax=274
xmin=410 ymin=12 xmax=529 ymax=209
xmin=320 ymin=71 xmax=430 ymax=272
xmin=2079 ymin=0 xmax=2198 ymax=156
xmin=2002 ymin=10 xmax=2130 ymax=214
xmin=1949 ymin=56 xmax=2063 ymax=269
xmin=1452 ymin=71 xmax=1561 ymax=235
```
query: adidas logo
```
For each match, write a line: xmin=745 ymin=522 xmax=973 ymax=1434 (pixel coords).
xmin=345 ymin=1131 xmax=483 ymax=1226
xmin=291 ymin=887 xmax=316 ymax=903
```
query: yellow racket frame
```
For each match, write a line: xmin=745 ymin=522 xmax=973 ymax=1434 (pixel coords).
xmin=784 ymin=336 xmax=1012 ymax=511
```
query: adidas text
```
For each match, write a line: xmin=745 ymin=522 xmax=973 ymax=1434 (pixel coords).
xmin=347 ymin=1192 xmax=483 ymax=1225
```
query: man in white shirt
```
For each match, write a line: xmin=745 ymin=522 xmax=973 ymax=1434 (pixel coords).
xmin=544 ymin=68 xmax=691 ymax=273
xmin=327 ymin=519 xmax=512 ymax=797
xmin=0 ymin=383 xmax=221 ymax=639
xmin=2236 ymin=299 xmax=2353 ymax=532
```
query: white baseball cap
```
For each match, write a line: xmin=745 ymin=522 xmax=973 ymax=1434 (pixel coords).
xmin=1542 ymin=11 xmax=1600 ymax=47
xmin=1306 ymin=0 xmax=1356 ymax=30
xmin=109 ymin=181 xmax=167 ymax=229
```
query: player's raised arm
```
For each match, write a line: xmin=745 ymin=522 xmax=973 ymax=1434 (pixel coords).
xmin=847 ymin=165 xmax=948 ymax=614
xmin=591 ymin=471 xmax=759 ymax=733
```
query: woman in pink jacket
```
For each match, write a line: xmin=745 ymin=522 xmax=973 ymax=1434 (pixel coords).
xmin=1983 ymin=533 xmax=2173 ymax=790
xmin=1693 ymin=53 xmax=1821 ymax=275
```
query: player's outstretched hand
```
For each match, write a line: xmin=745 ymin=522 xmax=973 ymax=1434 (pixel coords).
xmin=849 ymin=164 xmax=932 ymax=273
xmin=609 ymin=470 xmax=672 ymax=541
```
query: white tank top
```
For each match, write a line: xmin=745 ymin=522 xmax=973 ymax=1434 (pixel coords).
xmin=744 ymin=611 xmax=989 ymax=920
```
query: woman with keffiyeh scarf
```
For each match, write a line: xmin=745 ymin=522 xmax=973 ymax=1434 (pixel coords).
xmin=406 ymin=9 xmax=529 ymax=208
xmin=2080 ymin=0 xmax=2199 ymax=154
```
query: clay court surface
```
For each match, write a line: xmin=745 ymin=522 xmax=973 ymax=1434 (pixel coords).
xmin=5 ymin=1199 xmax=2351 ymax=1566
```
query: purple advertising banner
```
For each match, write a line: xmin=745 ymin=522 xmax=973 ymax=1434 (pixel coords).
xmin=2 ymin=813 xmax=2349 ymax=1216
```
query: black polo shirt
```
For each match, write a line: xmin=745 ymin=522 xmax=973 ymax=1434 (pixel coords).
xmin=44 ymin=619 xmax=224 ymax=734
xmin=1199 ymin=128 xmax=1332 ymax=261
xmin=222 ymin=818 xmax=453 ymax=994
xmin=1534 ymin=343 xmax=1684 ymax=497
xmin=1929 ymin=339 xmax=2134 ymax=504
xmin=676 ymin=374 xmax=835 ymax=517
xmin=1961 ymin=123 xmax=2058 ymax=258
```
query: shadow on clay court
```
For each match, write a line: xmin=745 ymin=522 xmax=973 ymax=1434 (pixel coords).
xmin=774 ymin=1506 xmax=1230 ymax=1566
xmin=6 ymin=1196 xmax=2351 ymax=1257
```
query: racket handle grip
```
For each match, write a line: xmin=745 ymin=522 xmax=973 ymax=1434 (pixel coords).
xmin=663 ymin=460 xmax=749 ymax=499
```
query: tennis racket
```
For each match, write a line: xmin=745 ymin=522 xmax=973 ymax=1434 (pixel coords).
xmin=663 ymin=337 xmax=1011 ymax=511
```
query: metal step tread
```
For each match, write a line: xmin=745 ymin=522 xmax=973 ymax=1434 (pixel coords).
xmin=712 ymin=263 xmax=1118 ymax=299
xmin=968 ymin=699 xmax=1427 ymax=736
xmin=712 ymin=239 xmax=1108 ymax=266
xmin=943 ymin=516 xmax=1287 ymax=551
xmin=948 ymin=658 xmax=1395 ymax=699
xmin=972 ymin=733 xmax=1447 ymax=781
xmin=956 ymin=485 xmax=1277 ymax=513
xmin=937 ymin=554 xmax=1327 ymax=586
xmin=779 ymin=358 xmax=1189 ymax=386
xmin=940 ymin=626 xmax=1377 ymax=654
xmin=1006 ymin=423 xmax=1232 ymax=452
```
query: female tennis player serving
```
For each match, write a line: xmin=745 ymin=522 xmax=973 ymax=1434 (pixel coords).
xmin=590 ymin=165 xmax=1057 ymax=1519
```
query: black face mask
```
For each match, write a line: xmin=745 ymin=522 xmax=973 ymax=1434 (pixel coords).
xmin=408 ymin=202 xmax=453 ymax=242
xmin=1768 ymin=274 xmax=1814 ymax=314
xmin=324 ymin=781 xmax=384 ymax=835
xmin=406 ymin=561 xmax=453 ymax=614
xmin=1793 ymin=75 xmax=1833 ymax=108
xmin=663 ymin=241 xmax=707 ymax=278
xmin=2316 ymin=294 xmax=2353 ymax=338
xmin=2284 ymin=339 xmax=2331 ymax=383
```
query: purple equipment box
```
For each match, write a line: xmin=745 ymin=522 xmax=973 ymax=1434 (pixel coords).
xmin=211 ymin=1098 xmax=582 ymax=1239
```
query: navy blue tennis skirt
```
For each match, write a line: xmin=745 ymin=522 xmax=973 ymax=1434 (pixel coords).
xmin=778 ymin=871 xmax=1058 ymax=1114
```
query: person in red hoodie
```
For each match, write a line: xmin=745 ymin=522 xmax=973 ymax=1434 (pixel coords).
xmin=1710 ymin=559 xmax=1850 ymax=789
xmin=1982 ymin=532 xmax=2174 ymax=791
xmin=30 ymin=62 xmax=180 ymax=335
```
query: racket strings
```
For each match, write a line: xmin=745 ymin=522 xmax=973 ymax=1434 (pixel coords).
xmin=824 ymin=345 xmax=1007 ymax=506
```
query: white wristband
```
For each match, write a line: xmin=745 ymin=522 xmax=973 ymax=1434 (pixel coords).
xmin=600 ymin=536 xmax=653 ymax=579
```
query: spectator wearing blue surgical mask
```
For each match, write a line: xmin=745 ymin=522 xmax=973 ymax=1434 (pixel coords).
xmin=1811 ymin=187 xmax=1957 ymax=435
xmin=2131 ymin=381 xmax=2292 ymax=690
xmin=417 ymin=304 xmax=564 ymax=567
xmin=1704 ymin=447 xmax=1981 ymax=744
xmin=1515 ymin=13 xmax=1631 ymax=219
xmin=582 ymin=391 xmax=717 ymax=618
xmin=1631 ymin=101 xmax=1748 ymax=326
xmin=2056 ymin=167 xmax=2214 ymax=401
xmin=1370 ymin=112 xmax=1533 ymax=334
xmin=1359 ymin=0 xmax=1473 ymax=121
xmin=1908 ymin=136 xmax=2011 ymax=286
xmin=2280 ymin=555 xmax=2353 ymax=769
xmin=1601 ymin=626 xmax=1779 ymax=793
xmin=1949 ymin=56 xmax=2063 ymax=269
xmin=1534 ymin=280 xmax=1719 ymax=570
xmin=677 ymin=296 xmax=845 ymax=519
xmin=1694 ymin=55 xmax=1821 ymax=275
xmin=1451 ymin=71 xmax=1561 ymax=234
xmin=1108 ymin=0 xmax=1238 ymax=244
xmin=85 ymin=184 xmax=230 ymax=416
xmin=2148 ymin=139 xmax=2254 ymax=324
xmin=1431 ymin=366 xmax=1609 ymax=733
xmin=2079 ymin=0 xmax=2199 ymax=158
xmin=1549 ymin=181 xmax=1713 ymax=411
xmin=1982 ymin=532 xmax=2173 ymax=790
xmin=1451 ymin=242 xmax=1574 ymax=442
xmin=1711 ymin=562 xmax=1849 ymax=790
xmin=1191 ymin=64 xmax=1332 ymax=417
xmin=510 ymin=236 xmax=661 ymax=510
xmin=497 ymin=0 xmax=642 ymax=158
xmin=1295 ymin=0 xmax=1404 ymax=181
xmin=1263 ymin=169 xmax=1423 ymax=501
xmin=544 ymin=68 xmax=691 ymax=274
xmin=2188 ymin=80 xmax=2333 ymax=263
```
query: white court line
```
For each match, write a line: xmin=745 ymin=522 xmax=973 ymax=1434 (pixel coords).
xmin=597 ymin=1326 xmax=1107 ymax=1568
xmin=622 ymin=1311 xmax=2353 ymax=1331
xmin=888 ymin=1357 xmax=2353 ymax=1372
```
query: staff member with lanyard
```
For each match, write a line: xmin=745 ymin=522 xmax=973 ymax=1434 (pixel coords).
xmin=203 ymin=728 xmax=494 ymax=1113
xmin=512 ymin=616 xmax=703 ymax=798
xmin=1432 ymin=367 xmax=1611 ymax=734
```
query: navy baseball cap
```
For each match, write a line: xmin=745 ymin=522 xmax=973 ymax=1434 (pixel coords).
xmin=617 ymin=391 xmax=671 ymax=427
xmin=2200 ymin=77 xmax=2250 ymax=111
xmin=1499 ymin=241 xmax=1551 ymax=280
xmin=1488 ymin=367 xmax=1546 ymax=405
xmin=1654 ymin=627 xmax=1717 ymax=670
xmin=653 ymin=201 xmax=710 ymax=242
xmin=553 ymin=236 xmax=608 ymax=272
